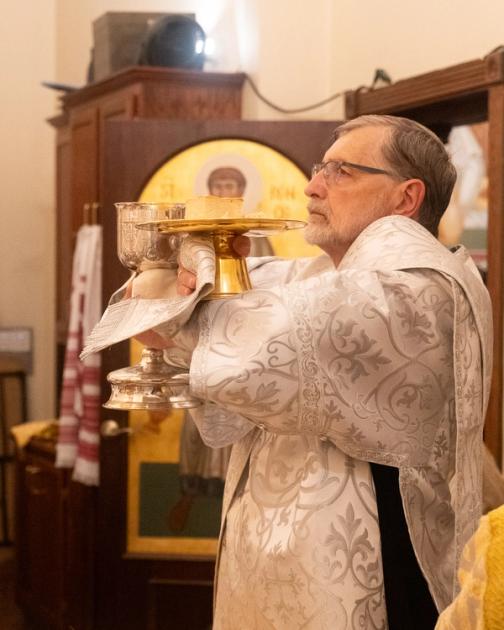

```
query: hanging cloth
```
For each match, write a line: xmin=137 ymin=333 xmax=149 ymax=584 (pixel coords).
xmin=56 ymin=224 xmax=102 ymax=485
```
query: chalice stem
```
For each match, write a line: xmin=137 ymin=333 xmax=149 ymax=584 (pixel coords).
xmin=206 ymin=231 xmax=252 ymax=299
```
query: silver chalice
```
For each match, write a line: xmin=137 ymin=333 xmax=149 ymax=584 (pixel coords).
xmin=103 ymin=202 xmax=201 ymax=411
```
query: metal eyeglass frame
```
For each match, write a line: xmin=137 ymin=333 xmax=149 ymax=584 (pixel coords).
xmin=311 ymin=159 xmax=398 ymax=180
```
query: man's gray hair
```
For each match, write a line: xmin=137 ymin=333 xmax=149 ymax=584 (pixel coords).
xmin=335 ymin=115 xmax=457 ymax=237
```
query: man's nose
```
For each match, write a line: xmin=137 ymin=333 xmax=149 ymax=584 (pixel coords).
xmin=304 ymin=171 xmax=327 ymax=198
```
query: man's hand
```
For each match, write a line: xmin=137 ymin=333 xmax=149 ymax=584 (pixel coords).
xmin=177 ymin=235 xmax=251 ymax=296
xmin=124 ymin=274 xmax=175 ymax=349
xmin=177 ymin=267 xmax=197 ymax=296
xmin=133 ymin=329 xmax=175 ymax=349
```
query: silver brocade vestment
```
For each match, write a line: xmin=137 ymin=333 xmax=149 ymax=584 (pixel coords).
xmin=182 ymin=216 xmax=492 ymax=628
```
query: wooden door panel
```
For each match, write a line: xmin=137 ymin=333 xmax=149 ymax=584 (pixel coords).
xmin=70 ymin=106 xmax=99 ymax=232
xmin=486 ymin=86 xmax=504 ymax=462
xmin=55 ymin=126 xmax=72 ymax=346
xmin=15 ymin=449 xmax=67 ymax=630
xmin=98 ymin=88 xmax=140 ymax=197
xmin=146 ymin=582 xmax=213 ymax=630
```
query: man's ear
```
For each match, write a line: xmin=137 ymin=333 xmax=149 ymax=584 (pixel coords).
xmin=393 ymin=179 xmax=425 ymax=219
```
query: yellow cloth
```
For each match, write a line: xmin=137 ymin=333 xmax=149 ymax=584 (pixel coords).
xmin=10 ymin=419 xmax=57 ymax=449
xmin=485 ymin=506 xmax=504 ymax=630
xmin=435 ymin=504 xmax=504 ymax=630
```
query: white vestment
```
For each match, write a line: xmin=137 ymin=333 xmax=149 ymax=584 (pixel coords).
xmin=178 ymin=216 xmax=492 ymax=628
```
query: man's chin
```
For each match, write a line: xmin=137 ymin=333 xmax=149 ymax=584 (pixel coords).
xmin=304 ymin=224 xmax=334 ymax=247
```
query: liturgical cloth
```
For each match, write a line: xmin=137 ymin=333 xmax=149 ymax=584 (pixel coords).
xmin=184 ymin=216 xmax=492 ymax=626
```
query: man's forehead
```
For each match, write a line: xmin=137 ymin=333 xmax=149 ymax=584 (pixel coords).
xmin=324 ymin=125 xmax=390 ymax=162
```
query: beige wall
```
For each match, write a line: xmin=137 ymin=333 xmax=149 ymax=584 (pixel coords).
xmin=55 ymin=0 xmax=336 ymax=119
xmin=332 ymin=0 xmax=504 ymax=111
xmin=6 ymin=0 xmax=504 ymax=423
xmin=55 ymin=0 xmax=504 ymax=121
xmin=1 ymin=1 xmax=56 ymax=420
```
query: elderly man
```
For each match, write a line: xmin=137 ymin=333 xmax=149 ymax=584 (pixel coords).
xmin=171 ymin=115 xmax=492 ymax=629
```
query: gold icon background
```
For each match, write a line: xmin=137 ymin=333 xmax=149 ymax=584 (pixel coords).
xmin=128 ymin=139 xmax=317 ymax=556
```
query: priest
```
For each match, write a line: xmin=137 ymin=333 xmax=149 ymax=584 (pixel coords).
xmin=162 ymin=115 xmax=493 ymax=629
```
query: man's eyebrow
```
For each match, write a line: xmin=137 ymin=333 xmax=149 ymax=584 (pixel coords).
xmin=321 ymin=156 xmax=342 ymax=164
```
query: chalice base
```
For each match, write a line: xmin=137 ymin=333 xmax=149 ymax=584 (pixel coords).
xmin=103 ymin=348 xmax=201 ymax=411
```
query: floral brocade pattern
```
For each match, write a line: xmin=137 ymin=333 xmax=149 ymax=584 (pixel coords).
xmin=214 ymin=437 xmax=386 ymax=630
xmin=188 ymin=216 xmax=493 ymax=622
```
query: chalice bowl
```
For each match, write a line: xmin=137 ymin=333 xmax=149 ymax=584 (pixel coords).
xmin=103 ymin=202 xmax=201 ymax=411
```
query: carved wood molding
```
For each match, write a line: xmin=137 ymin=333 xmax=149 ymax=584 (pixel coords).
xmin=486 ymin=85 xmax=504 ymax=464
xmin=62 ymin=66 xmax=246 ymax=110
xmin=345 ymin=51 xmax=504 ymax=118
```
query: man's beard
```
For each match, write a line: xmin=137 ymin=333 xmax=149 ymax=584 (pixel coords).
xmin=304 ymin=221 xmax=339 ymax=248
xmin=304 ymin=202 xmax=347 ymax=249
xmin=304 ymin=200 xmax=391 ymax=250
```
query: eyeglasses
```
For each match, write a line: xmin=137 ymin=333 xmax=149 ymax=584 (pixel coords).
xmin=311 ymin=159 xmax=398 ymax=182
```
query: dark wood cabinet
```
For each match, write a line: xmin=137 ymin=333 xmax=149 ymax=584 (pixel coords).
xmin=15 ymin=436 xmax=68 ymax=630
xmin=15 ymin=434 xmax=96 ymax=630
xmin=49 ymin=66 xmax=245 ymax=350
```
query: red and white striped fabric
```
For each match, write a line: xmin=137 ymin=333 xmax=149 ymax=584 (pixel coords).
xmin=56 ymin=225 xmax=102 ymax=486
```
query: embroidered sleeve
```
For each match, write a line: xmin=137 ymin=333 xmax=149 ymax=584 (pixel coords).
xmin=190 ymin=268 xmax=456 ymax=466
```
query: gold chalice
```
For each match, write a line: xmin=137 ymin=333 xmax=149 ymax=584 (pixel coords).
xmin=138 ymin=199 xmax=306 ymax=300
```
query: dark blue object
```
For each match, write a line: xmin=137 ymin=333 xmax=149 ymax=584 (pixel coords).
xmin=139 ymin=15 xmax=206 ymax=71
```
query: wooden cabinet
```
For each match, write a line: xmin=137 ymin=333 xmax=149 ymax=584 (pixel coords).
xmin=49 ymin=66 xmax=245 ymax=351
xmin=15 ymin=436 xmax=68 ymax=630
xmin=15 ymin=434 xmax=96 ymax=630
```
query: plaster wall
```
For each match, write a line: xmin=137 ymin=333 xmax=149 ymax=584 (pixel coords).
xmin=0 ymin=1 xmax=56 ymax=420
